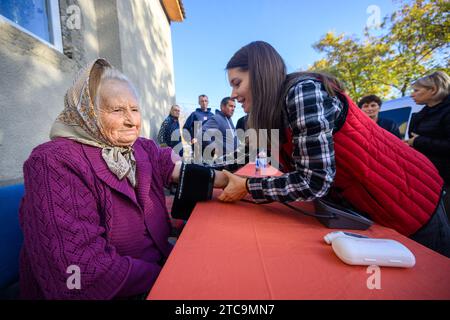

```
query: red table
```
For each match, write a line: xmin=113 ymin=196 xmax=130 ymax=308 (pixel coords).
xmin=149 ymin=164 xmax=450 ymax=300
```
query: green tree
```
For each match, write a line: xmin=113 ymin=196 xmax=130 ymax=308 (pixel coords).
xmin=310 ymin=0 xmax=450 ymax=101
xmin=311 ymin=33 xmax=392 ymax=101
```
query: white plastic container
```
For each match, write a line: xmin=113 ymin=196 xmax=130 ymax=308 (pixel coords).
xmin=331 ymin=237 xmax=416 ymax=268
xmin=323 ymin=231 xmax=369 ymax=244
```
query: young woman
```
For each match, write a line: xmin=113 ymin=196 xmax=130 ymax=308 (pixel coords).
xmin=218 ymin=41 xmax=450 ymax=257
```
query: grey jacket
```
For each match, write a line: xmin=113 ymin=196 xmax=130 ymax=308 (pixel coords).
xmin=202 ymin=110 xmax=237 ymax=158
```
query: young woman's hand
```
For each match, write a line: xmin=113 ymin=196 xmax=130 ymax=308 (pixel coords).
xmin=218 ymin=170 xmax=248 ymax=202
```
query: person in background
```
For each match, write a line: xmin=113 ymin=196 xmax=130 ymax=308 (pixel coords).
xmin=183 ymin=95 xmax=214 ymax=161
xmin=157 ymin=104 xmax=182 ymax=194
xmin=236 ymin=86 xmax=251 ymax=132
xmin=183 ymin=95 xmax=214 ymax=145
xmin=358 ymin=95 xmax=401 ymax=138
xmin=202 ymin=97 xmax=237 ymax=161
xmin=235 ymin=114 xmax=249 ymax=149
xmin=19 ymin=59 xmax=228 ymax=299
xmin=407 ymin=71 xmax=450 ymax=216
xmin=157 ymin=104 xmax=181 ymax=149
xmin=236 ymin=111 xmax=249 ymax=131
xmin=218 ymin=41 xmax=449 ymax=257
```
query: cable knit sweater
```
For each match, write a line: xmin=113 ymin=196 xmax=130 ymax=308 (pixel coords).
xmin=19 ymin=137 xmax=176 ymax=299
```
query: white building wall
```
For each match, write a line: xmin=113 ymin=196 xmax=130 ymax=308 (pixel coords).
xmin=0 ymin=0 xmax=177 ymax=184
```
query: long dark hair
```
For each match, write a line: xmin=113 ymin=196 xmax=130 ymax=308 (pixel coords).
xmin=226 ymin=42 xmax=346 ymax=139
xmin=226 ymin=41 xmax=286 ymax=132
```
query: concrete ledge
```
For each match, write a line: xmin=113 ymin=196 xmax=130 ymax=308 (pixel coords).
xmin=0 ymin=18 xmax=74 ymax=71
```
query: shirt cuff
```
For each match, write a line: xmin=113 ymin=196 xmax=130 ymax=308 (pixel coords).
xmin=247 ymin=177 xmax=267 ymax=203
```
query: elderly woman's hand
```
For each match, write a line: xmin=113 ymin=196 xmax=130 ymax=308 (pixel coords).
xmin=218 ymin=170 xmax=248 ymax=202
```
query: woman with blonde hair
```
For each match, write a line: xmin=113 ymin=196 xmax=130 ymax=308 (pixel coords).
xmin=408 ymin=70 xmax=450 ymax=217
xmin=408 ymin=71 xmax=450 ymax=184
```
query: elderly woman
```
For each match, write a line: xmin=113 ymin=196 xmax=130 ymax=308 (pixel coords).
xmin=19 ymin=59 xmax=227 ymax=299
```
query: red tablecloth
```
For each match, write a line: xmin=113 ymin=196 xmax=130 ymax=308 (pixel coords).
xmin=149 ymin=164 xmax=450 ymax=300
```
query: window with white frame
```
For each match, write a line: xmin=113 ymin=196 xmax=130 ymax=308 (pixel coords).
xmin=0 ymin=0 xmax=62 ymax=51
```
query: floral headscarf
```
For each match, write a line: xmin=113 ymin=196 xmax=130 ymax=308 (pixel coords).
xmin=50 ymin=58 xmax=137 ymax=187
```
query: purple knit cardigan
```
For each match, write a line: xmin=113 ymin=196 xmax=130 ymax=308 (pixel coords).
xmin=19 ymin=137 xmax=176 ymax=299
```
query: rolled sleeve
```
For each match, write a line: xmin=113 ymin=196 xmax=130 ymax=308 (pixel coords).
xmin=247 ymin=79 xmax=341 ymax=203
xmin=157 ymin=148 xmax=179 ymax=187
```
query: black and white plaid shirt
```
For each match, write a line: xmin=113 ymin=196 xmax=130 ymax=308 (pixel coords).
xmin=248 ymin=78 xmax=343 ymax=203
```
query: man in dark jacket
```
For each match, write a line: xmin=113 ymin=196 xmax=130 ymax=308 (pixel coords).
xmin=183 ymin=95 xmax=214 ymax=143
xmin=183 ymin=95 xmax=214 ymax=161
xmin=202 ymin=97 xmax=237 ymax=162
xmin=358 ymin=95 xmax=401 ymax=138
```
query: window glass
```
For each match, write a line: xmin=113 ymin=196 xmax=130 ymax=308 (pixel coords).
xmin=0 ymin=0 xmax=52 ymax=43
xmin=379 ymin=106 xmax=412 ymax=139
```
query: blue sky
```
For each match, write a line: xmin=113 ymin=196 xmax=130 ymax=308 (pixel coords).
xmin=171 ymin=0 xmax=398 ymax=122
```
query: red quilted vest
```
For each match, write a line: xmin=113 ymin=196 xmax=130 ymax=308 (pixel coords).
xmin=280 ymin=90 xmax=443 ymax=236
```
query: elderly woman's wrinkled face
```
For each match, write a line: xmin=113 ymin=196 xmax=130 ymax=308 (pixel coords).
xmin=98 ymin=80 xmax=141 ymax=146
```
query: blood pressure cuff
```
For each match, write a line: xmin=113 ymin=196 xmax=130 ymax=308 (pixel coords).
xmin=171 ymin=163 xmax=215 ymax=220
